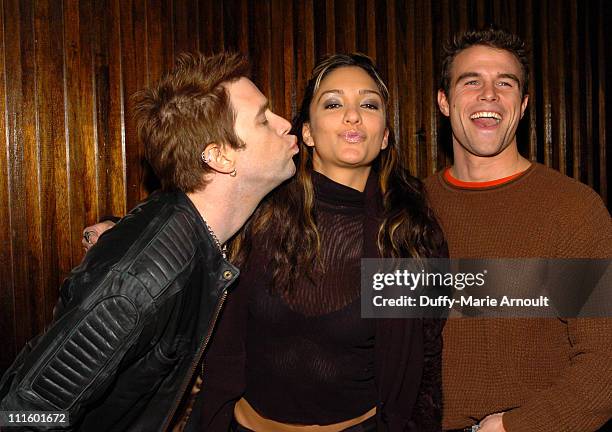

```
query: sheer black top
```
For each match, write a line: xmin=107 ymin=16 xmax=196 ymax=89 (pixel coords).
xmin=243 ymin=172 xmax=377 ymax=424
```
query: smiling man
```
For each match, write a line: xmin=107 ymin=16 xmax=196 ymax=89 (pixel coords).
xmin=437 ymin=42 xmax=530 ymax=179
xmin=425 ymin=29 xmax=612 ymax=432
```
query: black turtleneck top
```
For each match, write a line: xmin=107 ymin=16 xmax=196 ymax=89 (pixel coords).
xmin=243 ymin=171 xmax=377 ymax=424
xmin=197 ymin=170 xmax=445 ymax=432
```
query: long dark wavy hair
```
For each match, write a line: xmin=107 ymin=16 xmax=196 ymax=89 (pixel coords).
xmin=230 ymin=53 xmax=446 ymax=292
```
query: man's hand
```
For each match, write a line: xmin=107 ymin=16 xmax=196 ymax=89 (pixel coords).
xmin=478 ymin=412 xmax=507 ymax=432
xmin=82 ymin=220 xmax=116 ymax=251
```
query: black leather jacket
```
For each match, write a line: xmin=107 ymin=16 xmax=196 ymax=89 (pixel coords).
xmin=0 ymin=190 xmax=238 ymax=431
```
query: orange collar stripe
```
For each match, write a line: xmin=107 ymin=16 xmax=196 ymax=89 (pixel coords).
xmin=444 ymin=168 xmax=527 ymax=189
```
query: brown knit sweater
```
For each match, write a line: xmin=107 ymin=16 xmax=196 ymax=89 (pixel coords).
xmin=425 ymin=163 xmax=612 ymax=432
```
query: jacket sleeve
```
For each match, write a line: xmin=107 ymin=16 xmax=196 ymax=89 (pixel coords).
xmin=0 ymin=272 xmax=148 ymax=431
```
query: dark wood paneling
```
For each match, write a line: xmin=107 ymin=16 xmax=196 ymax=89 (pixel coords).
xmin=4 ymin=0 xmax=40 ymax=360
xmin=34 ymin=0 xmax=69 ymax=327
xmin=174 ymin=0 xmax=200 ymax=53
xmin=596 ymin=0 xmax=607 ymax=203
xmin=249 ymin=0 xmax=271 ymax=103
xmin=0 ymin=0 xmax=16 ymax=370
xmin=0 ymin=0 xmax=609 ymax=372
xmin=293 ymin=0 xmax=315 ymax=109
xmin=120 ymin=0 xmax=149 ymax=206
xmin=92 ymin=0 xmax=127 ymax=220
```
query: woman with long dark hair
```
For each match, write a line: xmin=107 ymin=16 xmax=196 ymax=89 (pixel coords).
xmin=199 ymin=53 xmax=447 ymax=432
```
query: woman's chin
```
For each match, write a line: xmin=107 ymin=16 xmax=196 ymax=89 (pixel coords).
xmin=337 ymin=150 xmax=367 ymax=165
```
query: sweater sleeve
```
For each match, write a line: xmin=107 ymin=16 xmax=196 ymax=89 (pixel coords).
xmin=502 ymin=318 xmax=612 ymax=431
xmin=503 ymin=191 xmax=612 ymax=432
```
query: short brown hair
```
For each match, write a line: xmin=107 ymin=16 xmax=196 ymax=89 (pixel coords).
xmin=440 ymin=28 xmax=530 ymax=98
xmin=133 ymin=52 xmax=249 ymax=192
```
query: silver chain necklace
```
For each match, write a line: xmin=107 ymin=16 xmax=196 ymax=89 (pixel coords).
xmin=202 ymin=218 xmax=227 ymax=259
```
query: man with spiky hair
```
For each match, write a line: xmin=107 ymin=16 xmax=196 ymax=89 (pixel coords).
xmin=0 ymin=52 xmax=298 ymax=431
xmin=426 ymin=28 xmax=611 ymax=432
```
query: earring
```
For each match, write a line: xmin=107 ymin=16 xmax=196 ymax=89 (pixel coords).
xmin=202 ymin=150 xmax=215 ymax=164
xmin=229 ymin=169 xmax=237 ymax=177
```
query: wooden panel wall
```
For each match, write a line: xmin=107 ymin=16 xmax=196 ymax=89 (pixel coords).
xmin=0 ymin=0 xmax=610 ymax=371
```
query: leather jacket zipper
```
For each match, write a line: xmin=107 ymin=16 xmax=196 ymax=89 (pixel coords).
xmin=161 ymin=289 xmax=228 ymax=432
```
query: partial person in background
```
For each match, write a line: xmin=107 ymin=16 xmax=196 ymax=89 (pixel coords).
xmin=0 ymin=51 xmax=298 ymax=431
xmin=425 ymin=28 xmax=612 ymax=432
xmin=84 ymin=53 xmax=448 ymax=431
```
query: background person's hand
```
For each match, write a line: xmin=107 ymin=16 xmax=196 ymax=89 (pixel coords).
xmin=82 ymin=220 xmax=116 ymax=252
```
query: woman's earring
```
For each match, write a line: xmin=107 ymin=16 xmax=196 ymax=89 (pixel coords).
xmin=229 ymin=169 xmax=237 ymax=177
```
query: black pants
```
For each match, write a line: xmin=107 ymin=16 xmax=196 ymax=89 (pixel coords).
xmin=229 ymin=416 xmax=377 ymax=432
